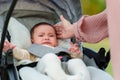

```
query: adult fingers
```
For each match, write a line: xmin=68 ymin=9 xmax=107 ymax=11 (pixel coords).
xmin=60 ymin=15 xmax=67 ymax=22
xmin=57 ymin=34 xmax=63 ymax=39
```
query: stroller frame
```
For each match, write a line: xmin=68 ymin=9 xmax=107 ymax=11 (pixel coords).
xmin=0 ymin=0 xmax=19 ymax=80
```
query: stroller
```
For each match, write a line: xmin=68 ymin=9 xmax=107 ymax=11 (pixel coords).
xmin=0 ymin=0 xmax=110 ymax=80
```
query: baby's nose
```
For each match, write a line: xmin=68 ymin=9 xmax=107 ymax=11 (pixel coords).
xmin=44 ymin=36 xmax=49 ymax=39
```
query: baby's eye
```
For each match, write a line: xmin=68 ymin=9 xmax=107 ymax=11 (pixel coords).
xmin=49 ymin=34 xmax=55 ymax=37
xmin=38 ymin=35 xmax=43 ymax=37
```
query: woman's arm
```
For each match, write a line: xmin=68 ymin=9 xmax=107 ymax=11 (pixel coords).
xmin=54 ymin=10 xmax=108 ymax=43
xmin=74 ymin=10 xmax=108 ymax=43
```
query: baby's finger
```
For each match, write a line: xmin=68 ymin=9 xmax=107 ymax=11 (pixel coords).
xmin=69 ymin=48 xmax=74 ymax=52
xmin=75 ymin=49 xmax=81 ymax=54
xmin=73 ymin=43 xmax=79 ymax=47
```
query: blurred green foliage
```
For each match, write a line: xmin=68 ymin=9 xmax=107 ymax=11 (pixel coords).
xmin=81 ymin=0 xmax=106 ymax=15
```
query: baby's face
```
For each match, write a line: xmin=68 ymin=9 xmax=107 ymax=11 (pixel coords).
xmin=31 ymin=24 xmax=58 ymax=47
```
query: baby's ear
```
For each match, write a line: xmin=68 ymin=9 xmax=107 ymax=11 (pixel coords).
xmin=31 ymin=39 xmax=33 ymax=43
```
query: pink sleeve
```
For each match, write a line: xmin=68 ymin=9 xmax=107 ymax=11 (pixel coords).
xmin=73 ymin=10 xmax=108 ymax=43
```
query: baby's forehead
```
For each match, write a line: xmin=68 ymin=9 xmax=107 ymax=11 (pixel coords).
xmin=37 ymin=24 xmax=56 ymax=30
xmin=38 ymin=24 xmax=53 ymax=27
xmin=35 ymin=24 xmax=56 ymax=33
xmin=37 ymin=24 xmax=54 ymax=30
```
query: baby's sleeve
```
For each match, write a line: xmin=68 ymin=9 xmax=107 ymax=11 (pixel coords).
xmin=13 ymin=47 xmax=31 ymax=60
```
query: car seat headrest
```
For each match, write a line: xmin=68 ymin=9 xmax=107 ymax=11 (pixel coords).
xmin=8 ymin=17 xmax=31 ymax=49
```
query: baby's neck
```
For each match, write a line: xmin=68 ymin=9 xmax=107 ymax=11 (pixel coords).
xmin=42 ymin=44 xmax=55 ymax=49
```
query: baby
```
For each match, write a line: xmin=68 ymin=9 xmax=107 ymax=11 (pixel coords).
xmin=3 ymin=22 xmax=91 ymax=80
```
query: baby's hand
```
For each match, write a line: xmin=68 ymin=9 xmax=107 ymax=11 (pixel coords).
xmin=3 ymin=40 xmax=16 ymax=53
xmin=69 ymin=42 xmax=82 ymax=58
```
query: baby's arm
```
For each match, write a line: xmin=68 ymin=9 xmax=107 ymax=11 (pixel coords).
xmin=68 ymin=42 xmax=83 ymax=58
xmin=13 ymin=47 xmax=31 ymax=60
xmin=3 ymin=40 xmax=33 ymax=61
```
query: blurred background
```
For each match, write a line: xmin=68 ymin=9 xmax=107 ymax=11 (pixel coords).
xmin=80 ymin=0 xmax=113 ymax=76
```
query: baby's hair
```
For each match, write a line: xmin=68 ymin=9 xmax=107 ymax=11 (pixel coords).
xmin=30 ymin=22 xmax=56 ymax=38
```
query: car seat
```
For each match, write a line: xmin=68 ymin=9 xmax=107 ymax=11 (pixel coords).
xmin=0 ymin=0 xmax=110 ymax=80
xmin=1 ymin=15 xmax=112 ymax=80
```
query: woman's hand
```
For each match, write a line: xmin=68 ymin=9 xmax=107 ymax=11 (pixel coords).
xmin=54 ymin=15 xmax=75 ymax=39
